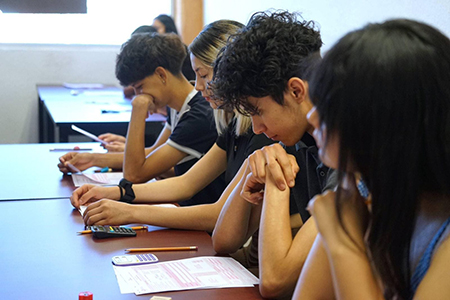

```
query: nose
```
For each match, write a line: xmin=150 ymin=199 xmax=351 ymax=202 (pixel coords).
xmin=251 ymin=115 xmax=266 ymax=135
xmin=194 ymin=78 xmax=205 ymax=92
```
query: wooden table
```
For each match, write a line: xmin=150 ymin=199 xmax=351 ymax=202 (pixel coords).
xmin=0 ymin=142 xmax=102 ymax=201
xmin=38 ymin=85 xmax=166 ymax=143
xmin=0 ymin=199 xmax=263 ymax=299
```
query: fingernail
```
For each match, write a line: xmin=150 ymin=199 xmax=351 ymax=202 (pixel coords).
xmin=280 ymin=183 xmax=286 ymax=190
xmin=289 ymin=180 xmax=295 ymax=187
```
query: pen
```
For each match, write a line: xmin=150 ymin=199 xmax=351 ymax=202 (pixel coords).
xmin=49 ymin=148 xmax=93 ymax=152
xmin=101 ymin=110 xmax=121 ymax=114
xmin=125 ymin=246 xmax=198 ymax=252
xmin=77 ymin=225 xmax=148 ymax=234
xmin=94 ymin=167 xmax=113 ymax=173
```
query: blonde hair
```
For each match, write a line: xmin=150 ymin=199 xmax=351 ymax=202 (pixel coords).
xmin=213 ymin=109 xmax=252 ymax=136
xmin=189 ymin=20 xmax=251 ymax=136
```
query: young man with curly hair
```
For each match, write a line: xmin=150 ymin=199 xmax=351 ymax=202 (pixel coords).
xmin=211 ymin=11 xmax=336 ymax=298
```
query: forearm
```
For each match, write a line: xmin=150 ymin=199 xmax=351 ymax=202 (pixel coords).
xmin=293 ymin=235 xmax=335 ymax=300
xmin=123 ymin=103 xmax=148 ymax=180
xmin=133 ymin=152 xmax=226 ymax=203
xmin=325 ymin=243 xmax=383 ymax=300
xmin=92 ymin=152 xmax=124 ymax=169
xmin=259 ymin=180 xmax=303 ymax=297
xmin=212 ymin=161 xmax=261 ymax=253
xmin=131 ymin=202 xmax=223 ymax=231
xmin=132 ymin=176 xmax=196 ymax=203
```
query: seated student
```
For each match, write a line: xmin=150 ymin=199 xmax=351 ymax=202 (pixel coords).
xmin=99 ymin=25 xmax=167 ymax=153
xmin=293 ymin=19 xmax=450 ymax=300
xmin=210 ymin=11 xmax=336 ymax=298
xmin=99 ymin=21 xmax=196 ymax=153
xmin=152 ymin=14 xmax=196 ymax=81
xmin=59 ymin=33 xmax=225 ymax=206
xmin=152 ymin=14 xmax=178 ymax=34
xmin=100 ymin=25 xmax=157 ymax=153
xmin=70 ymin=20 xmax=275 ymax=229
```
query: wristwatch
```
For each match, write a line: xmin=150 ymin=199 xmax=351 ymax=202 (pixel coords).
xmin=118 ymin=178 xmax=135 ymax=203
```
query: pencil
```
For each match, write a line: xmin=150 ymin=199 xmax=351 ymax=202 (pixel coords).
xmin=77 ymin=225 xmax=148 ymax=234
xmin=125 ymin=246 xmax=198 ymax=252
xmin=50 ymin=148 xmax=93 ymax=151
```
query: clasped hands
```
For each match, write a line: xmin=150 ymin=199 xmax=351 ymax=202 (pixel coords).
xmin=241 ymin=143 xmax=299 ymax=205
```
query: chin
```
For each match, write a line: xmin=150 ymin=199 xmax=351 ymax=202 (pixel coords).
xmin=279 ymin=135 xmax=299 ymax=147
xmin=209 ymin=102 xmax=219 ymax=109
xmin=319 ymin=152 xmax=338 ymax=169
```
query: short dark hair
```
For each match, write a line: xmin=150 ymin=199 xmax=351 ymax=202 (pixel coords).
xmin=131 ymin=25 xmax=157 ymax=36
xmin=115 ymin=33 xmax=186 ymax=86
xmin=310 ymin=19 xmax=450 ymax=299
xmin=211 ymin=10 xmax=322 ymax=114
xmin=154 ymin=14 xmax=178 ymax=34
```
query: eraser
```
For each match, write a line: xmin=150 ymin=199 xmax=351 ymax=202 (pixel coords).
xmin=150 ymin=296 xmax=172 ymax=300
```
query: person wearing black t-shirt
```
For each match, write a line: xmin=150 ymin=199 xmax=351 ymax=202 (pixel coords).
xmin=68 ymin=20 xmax=275 ymax=234
xmin=61 ymin=32 xmax=224 ymax=207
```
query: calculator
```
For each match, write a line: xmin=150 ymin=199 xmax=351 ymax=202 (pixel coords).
xmin=112 ymin=253 xmax=159 ymax=266
xmin=90 ymin=225 xmax=137 ymax=239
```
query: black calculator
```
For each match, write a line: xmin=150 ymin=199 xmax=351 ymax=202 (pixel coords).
xmin=90 ymin=225 xmax=137 ymax=239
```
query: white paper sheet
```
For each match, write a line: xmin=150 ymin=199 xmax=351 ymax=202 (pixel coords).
xmin=78 ymin=205 xmax=87 ymax=216
xmin=71 ymin=172 xmax=124 ymax=186
xmin=112 ymin=256 xmax=259 ymax=295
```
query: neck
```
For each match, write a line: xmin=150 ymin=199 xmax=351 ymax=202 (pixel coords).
xmin=166 ymin=75 xmax=195 ymax=112
xmin=306 ymin=123 xmax=314 ymax=136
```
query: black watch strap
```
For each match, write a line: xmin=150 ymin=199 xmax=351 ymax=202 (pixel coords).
xmin=118 ymin=178 xmax=135 ymax=203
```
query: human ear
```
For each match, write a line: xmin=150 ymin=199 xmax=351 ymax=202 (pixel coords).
xmin=154 ymin=67 xmax=168 ymax=84
xmin=287 ymin=77 xmax=308 ymax=104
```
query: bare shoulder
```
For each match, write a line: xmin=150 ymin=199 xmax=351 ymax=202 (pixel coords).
xmin=414 ymin=223 xmax=450 ymax=299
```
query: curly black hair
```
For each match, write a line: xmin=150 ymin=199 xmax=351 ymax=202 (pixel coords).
xmin=211 ymin=10 xmax=322 ymax=115
xmin=115 ymin=33 xmax=186 ymax=86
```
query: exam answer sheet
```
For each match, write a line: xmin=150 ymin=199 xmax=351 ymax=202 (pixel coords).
xmin=113 ymin=256 xmax=259 ymax=295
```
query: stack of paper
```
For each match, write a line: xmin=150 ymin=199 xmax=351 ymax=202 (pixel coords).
xmin=113 ymin=256 xmax=259 ymax=295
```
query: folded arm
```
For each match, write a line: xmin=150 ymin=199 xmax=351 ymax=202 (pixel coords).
xmin=258 ymin=166 xmax=317 ymax=298
xmin=212 ymin=160 xmax=262 ymax=253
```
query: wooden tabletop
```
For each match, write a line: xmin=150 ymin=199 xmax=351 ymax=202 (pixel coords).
xmin=0 ymin=142 xmax=101 ymax=201
xmin=0 ymin=199 xmax=263 ymax=299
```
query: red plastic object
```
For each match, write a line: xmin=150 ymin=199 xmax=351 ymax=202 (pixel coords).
xmin=79 ymin=291 xmax=93 ymax=300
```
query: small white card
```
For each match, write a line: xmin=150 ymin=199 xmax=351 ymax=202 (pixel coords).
xmin=71 ymin=125 xmax=108 ymax=144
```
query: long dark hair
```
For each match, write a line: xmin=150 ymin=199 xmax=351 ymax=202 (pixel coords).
xmin=154 ymin=14 xmax=178 ymax=34
xmin=309 ymin=19 xmax=450 ymax=299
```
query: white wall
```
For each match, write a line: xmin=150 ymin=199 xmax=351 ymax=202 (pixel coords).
xmin=1 ymin=0 xmax=449 ymax=144
xmin=204 ymin=0 xmax=450 ymax=52
xmin=0 ymin=44 xmax=120 ymax=144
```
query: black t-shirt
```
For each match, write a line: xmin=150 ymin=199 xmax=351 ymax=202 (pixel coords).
xmin=285 ymin=133 xmax=337 ymax=221
xmin=216 ymin=119 xmax=275 ymax=184
xmin=166 ymin=90 xmax=226 ymax=206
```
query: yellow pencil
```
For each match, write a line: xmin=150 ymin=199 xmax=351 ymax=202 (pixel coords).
xmin=125 ymin=246 xmax=198 ymax=252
